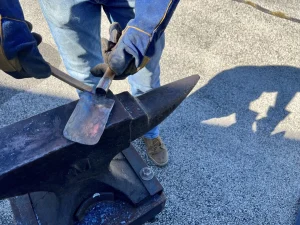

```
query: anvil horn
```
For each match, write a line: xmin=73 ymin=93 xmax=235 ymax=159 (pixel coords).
xmin=135 ymin=74 xmax=200 ymax=139
xmin=0 ymin=75 xmax=199 ymax=200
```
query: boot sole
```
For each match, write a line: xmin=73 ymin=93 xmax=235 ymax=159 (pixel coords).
xmin=147 ymin=154 xmax=168 ymax=167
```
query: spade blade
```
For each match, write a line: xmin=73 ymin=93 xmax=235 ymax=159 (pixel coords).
xmin=63 ymin=92 xmax=115 ymax=145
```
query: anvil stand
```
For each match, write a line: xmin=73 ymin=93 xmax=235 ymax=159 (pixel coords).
xmin=9 ymin=145 xmax=165 ymax=225
xmin=0 ymin=75 xmax=199 ymax=225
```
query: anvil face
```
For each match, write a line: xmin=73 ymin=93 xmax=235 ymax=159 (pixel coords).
xmin=0 ymin=75 xmax=199 ymax=200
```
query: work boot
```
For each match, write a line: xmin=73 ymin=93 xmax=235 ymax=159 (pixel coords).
xmin=142 ymin=136 xmax=168 ymax=167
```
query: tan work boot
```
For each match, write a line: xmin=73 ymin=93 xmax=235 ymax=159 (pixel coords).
xmin=142 ymin=136 xmax=168 ymax=167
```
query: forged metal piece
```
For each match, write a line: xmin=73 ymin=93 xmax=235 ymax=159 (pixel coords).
xmin=63 ymin=91 xmax=115 ymax=145
xmin=64 ymin=68 xmax=116 ymax=145
xmin=0 ymin=75 xmax=199 ymax=200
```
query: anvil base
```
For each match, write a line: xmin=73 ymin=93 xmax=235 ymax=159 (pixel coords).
xmin=9 ymin=145 xmax=166 ymax=225
xmin=10 ymin=193 xmax=165 ymax=225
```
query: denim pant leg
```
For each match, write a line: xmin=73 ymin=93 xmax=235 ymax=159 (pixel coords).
xmin=103 ymin=1 xmax=166 ymax=139
xmin=38 ymin=0 xmax=102 ymax=86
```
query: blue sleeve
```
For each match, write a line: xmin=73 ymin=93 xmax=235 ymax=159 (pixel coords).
xmin=128 ymin=0 xmax=180 ymax=40
xmin=0 ymin=0 xmax=24 ymax=20
xmin=108 ymin=0 xmax=180 ymax=74
xmin=127 ymin=0 xmax=180 ymax=56
xmin=0 ymin=0 xmax=34 ymax=60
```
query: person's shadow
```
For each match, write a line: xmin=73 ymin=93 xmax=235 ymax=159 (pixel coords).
xmin=193 ymin=65 xmax=300 ymax=139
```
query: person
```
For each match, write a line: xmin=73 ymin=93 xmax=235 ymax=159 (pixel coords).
xmin=0 ymin=0 xmax=180 ymax=167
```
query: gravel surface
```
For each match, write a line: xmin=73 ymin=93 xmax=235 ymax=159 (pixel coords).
xmin=1 ymin=0 xmax=300 ymax=224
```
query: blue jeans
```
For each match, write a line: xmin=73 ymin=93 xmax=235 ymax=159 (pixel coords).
xmin=38 ymin=0 xmax=165 ymax=139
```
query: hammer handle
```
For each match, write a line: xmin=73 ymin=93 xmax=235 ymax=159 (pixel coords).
xmin=50 ymin=65 xmax=93 ymax=93
xmin=95 ymin=68 xmax=116 ymax=95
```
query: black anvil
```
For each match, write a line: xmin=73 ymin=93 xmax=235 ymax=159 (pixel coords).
xmin=0 ymin=75 xmax=199 ymax=225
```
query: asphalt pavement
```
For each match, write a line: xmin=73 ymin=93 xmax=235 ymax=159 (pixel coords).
xmin=1 ymin=0 xmax=300 ymax=224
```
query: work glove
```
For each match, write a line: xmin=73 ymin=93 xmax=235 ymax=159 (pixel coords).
xmin=91 ymin=0 xmax=180 ymax=80
xmin=91 ymin=22 xmax=148 ymax=80
xmin=0 ymin=0 xmax=51 ymax=79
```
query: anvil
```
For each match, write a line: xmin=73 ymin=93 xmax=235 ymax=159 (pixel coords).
xmin=0 ymin=75 xmax=199 ymax=225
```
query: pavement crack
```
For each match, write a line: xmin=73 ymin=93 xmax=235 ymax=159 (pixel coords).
xmin=232 ymin=0 xmax=300 ymax=24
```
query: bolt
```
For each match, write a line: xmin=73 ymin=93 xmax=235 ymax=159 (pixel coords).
xmin=139 ymin=167 xmax=154 ymax=181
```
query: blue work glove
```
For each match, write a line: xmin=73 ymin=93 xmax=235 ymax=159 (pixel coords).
xmin=91 ymin=0 xmax=180 ymax=80
xmin=0 ymin=0 xmax=51 ymax=79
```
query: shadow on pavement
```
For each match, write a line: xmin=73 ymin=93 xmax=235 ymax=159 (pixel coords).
xmin=194 ymin=65 xmax=300 ymax=139
xmin=0 ymin=42 xmax=62 ymax=106
xmin=146 ymin=65 xmax=300 ymax=224
xmin=0 ymin=43 xmax=76 ymax=129
xmin=0 ymin=85 xmax=74 ymax=129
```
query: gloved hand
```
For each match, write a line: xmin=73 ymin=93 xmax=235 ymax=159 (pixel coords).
xmin=0 ymin=0 xmax=51 ymax=79
xmin=91 ymin=22 xmax=146 ymax=80
xmin=91 ymin=0 xmax=180 ymax=80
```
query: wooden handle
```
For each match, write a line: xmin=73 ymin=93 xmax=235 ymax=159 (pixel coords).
xmin=95 ymin=68 xmax=116 ymax=95
xmin=50 ymin=65 xmax=93 ymax=93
